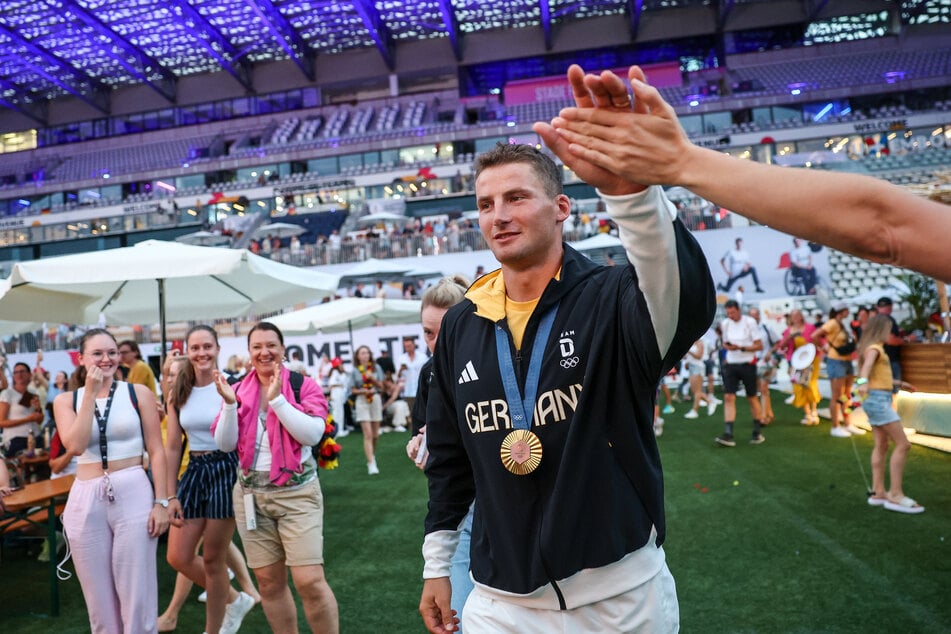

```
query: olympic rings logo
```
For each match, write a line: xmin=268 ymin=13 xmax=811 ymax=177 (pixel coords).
xmin=560 ymin=356 xmax=579 ymax=368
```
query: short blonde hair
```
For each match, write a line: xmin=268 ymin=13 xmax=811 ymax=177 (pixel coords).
xmin=421 ymin=275 xmax=470 ymax=312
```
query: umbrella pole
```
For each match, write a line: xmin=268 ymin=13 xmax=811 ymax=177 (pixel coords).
xmin=348 ymin=320 xmax=354 ymax=357
xmin=159 ymin=279 xmax=167 ymax=369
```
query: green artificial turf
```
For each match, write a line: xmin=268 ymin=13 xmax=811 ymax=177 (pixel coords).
xmin=1 ymin=395 xmax=949 ymax=632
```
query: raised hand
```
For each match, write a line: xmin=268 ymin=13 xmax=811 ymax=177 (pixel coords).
xmin=545 ymin=65 xmax=693 ymax=188
xmin=534 ymin=64 xmax=648 ymax=196
xmin=213 ymin=370 xmax=237 ymax=405
xmin=266 ymin=363 xmax=284 ymax=402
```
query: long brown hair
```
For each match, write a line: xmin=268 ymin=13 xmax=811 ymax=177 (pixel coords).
xmin=857 ymin=314 xmax=893 ymax=357
xmin=170 ymin=325 xmax=219 ymax=409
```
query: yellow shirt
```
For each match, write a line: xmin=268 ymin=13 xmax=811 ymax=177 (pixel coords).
xmin=866 ymin=343 xmax=893 ymax=391
xmin=126 ymin=359 xmax=157 ymax=395
xmin=820 ymin=319 xmax=852 ymax=361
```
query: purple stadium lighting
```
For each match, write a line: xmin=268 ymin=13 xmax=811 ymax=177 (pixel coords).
xmin=166 ymin=0 xmax=254 ymax=92
xmin=0 ymin=22 xmax=110 ymax=117
xmin=60 ymin=0 xmax=177 ymax=102
xmin=351 ymin=0 xmax=395 ymax=70
xmin=436 ymin=0 xmax=462 ymax=60
xmin=245 ymin=0 xmax=314 ymax=81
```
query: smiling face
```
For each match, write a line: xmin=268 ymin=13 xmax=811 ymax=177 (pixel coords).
xmin=186 ymin=328 xmax=219 ymax=375
xmin=80 ymin=334 xmax=120 ymax=379
xmin=476 ymin=162 xmax=569 ymax=272
xmin=11 ymin=363 xmax=31 ymax=391
xmin=248 ymin=328 xmax=284 ymax=380
xmin=355 ymin=346 xmax=372 ymax=366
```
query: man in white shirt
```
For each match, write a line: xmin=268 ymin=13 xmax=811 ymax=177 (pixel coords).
xmin=719 ymin=237 xmax=764 ymax=294
xmin=716 ymin=300 xmax=765 ymax=446
xmin=790 ymin=238 xmax=817 ymax=294
xmin=749 ymin=307 xmax=777 ymax=425
xmin=397 ymin=336 xmax=426 ymax=413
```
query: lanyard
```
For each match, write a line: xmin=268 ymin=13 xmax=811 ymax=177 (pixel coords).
xmin=93 ymin=380 xmax=118 ymax=472
xmin=494 ymin=304 xmax=558 ymax=431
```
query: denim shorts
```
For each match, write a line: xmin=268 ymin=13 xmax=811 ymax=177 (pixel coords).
xmin=825 ymin=358 xmax=854 ymax=379
xmin=863 ymin=390 xmax=900 ymax=426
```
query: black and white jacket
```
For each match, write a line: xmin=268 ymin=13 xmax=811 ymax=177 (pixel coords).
xmin=423 ymin=186 xmax=716 ymax=610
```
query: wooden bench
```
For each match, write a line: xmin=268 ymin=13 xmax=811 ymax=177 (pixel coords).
xmin=0 ymin=503 xmax=66 ymax=536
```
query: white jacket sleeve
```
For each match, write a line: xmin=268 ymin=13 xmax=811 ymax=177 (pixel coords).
xmin=270 ymin=394 xmax=325 ymax=446
xmin=598 ymin=185 xmax=680 ymax=358
xmin=214 ymin=402 xmax=239 ymax=452
xmin=422 ymin=529 xmax=463 ymax=579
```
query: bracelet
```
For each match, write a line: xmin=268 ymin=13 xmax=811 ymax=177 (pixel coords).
xmin=168 ymin=495 xmax=178 ymax=500
xmin=855 ymin=378 xmax=868 ymax=385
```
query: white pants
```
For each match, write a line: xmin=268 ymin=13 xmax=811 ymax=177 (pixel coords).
xmin=463 ymin=563 xmax=679 ymax=633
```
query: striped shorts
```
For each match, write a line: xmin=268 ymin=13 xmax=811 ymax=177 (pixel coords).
xmin=177 ymin=450 xmax=239 ymax=520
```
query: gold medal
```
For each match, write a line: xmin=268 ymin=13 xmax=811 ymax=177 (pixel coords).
xmin=500 ymin=429 xmax=543 ymax=475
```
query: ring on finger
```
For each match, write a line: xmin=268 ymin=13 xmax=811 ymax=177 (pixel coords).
xmin=612 ymin=97 xmax=632 ymax=108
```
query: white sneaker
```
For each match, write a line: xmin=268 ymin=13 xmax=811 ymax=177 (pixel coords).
xmin=845 ymin=424 xmax=867 ymax=436
xmin=368 ymin=459 xmax=379 ymax=475
xmin=198 ymin=590 xmax=207 ymax=603
xmin=784 ymin=395 xmax=795 ymax=405
xmin=684 ymin=409 xmax=699 ymax=419
xmin=707 ymin=401 xmax=718 ymax=416
xmin=393 ymin=425 xmax=407 ymax=432
xmin=221 ymin=591 xmax=254 ymax=634
xmin=830 ymin=427 xmax=851 ymax=438
xmin=336 ymin=428 xmax=350 ymax=438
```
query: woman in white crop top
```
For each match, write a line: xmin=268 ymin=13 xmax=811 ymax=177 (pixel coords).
xmin=53 ymin=328 xmax=168 ymax=634
xmin=164 ymin=325 xmax=256 ymax=634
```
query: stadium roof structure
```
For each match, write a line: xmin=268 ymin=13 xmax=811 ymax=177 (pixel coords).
xmin=0 ymin=0 xmax=948 ymax=124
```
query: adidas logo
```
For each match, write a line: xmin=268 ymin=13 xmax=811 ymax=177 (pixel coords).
xmin=458 ymin=360 xmax=479 ymax=384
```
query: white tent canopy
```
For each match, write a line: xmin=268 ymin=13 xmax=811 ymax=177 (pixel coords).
xmin=338 ymin=258 xmax=440 ymax=285
xmin=175 ymin=230 xmax=231 ymax=246
xmin=0 ymin=240 xmax=340 ymax=353
xmin=253 ymin=222 xmax=306 ymax=239
xmin=268 ymin=297 xmax=422 ymax=335
xmin=570 ymin=233 xmax=623 ymax=251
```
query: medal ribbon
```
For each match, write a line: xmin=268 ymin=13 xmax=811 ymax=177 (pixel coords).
xmin=494 ymin=304 xmax=558 ymax=431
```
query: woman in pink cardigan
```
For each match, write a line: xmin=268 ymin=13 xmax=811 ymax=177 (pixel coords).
xmin=212 ymin=321 xmax=339 ymax=633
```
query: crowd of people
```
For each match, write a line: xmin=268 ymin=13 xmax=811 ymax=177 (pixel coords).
xmin=1 ymin=61 xmax=945 ymax=633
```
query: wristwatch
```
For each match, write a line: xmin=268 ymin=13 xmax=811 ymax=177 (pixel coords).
xmin=154 ymin=498 xmax=169 ymax=508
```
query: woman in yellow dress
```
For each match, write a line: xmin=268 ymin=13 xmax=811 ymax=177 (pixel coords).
xmin=779 ymin=310 xmax=821 ymax=425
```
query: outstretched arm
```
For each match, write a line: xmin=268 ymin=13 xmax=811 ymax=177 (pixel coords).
xmin=537 ymin=64 xmax=951 ymax=282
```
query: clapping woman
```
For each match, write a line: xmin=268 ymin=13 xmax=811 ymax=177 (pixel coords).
xmin=212 ymin=322 xmax=338 ymax=633
xmin=165 ymin=326 xmax=254 ymax=634
xmin=53 ymin=328 xmax=169 ymax=633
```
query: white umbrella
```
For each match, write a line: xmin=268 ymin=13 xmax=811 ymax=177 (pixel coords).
xmin=571 ymin=233 xmax=622 ymax=251
xmin=356 ymin=212 xmax=412 ymax=227
xmin=0 ymin=239 xmax=340 ymax=356
xmin=339 ymin=258 xmax=415 ymax=285
xmin=175 ymin=230 xmax=231 ymax=246
xmin=269 ymin=297 xmax=422 ymax=335
xmin=253 ymin=222 xmax=305 ymax=239
xmin=0 ymin=319 xmax=43 ymax=337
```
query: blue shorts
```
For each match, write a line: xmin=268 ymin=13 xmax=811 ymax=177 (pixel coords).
xmin=863 ymin=390 xmax=900 ymax=426
xmin=826 ymin=358 xmax=854 ymax=379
